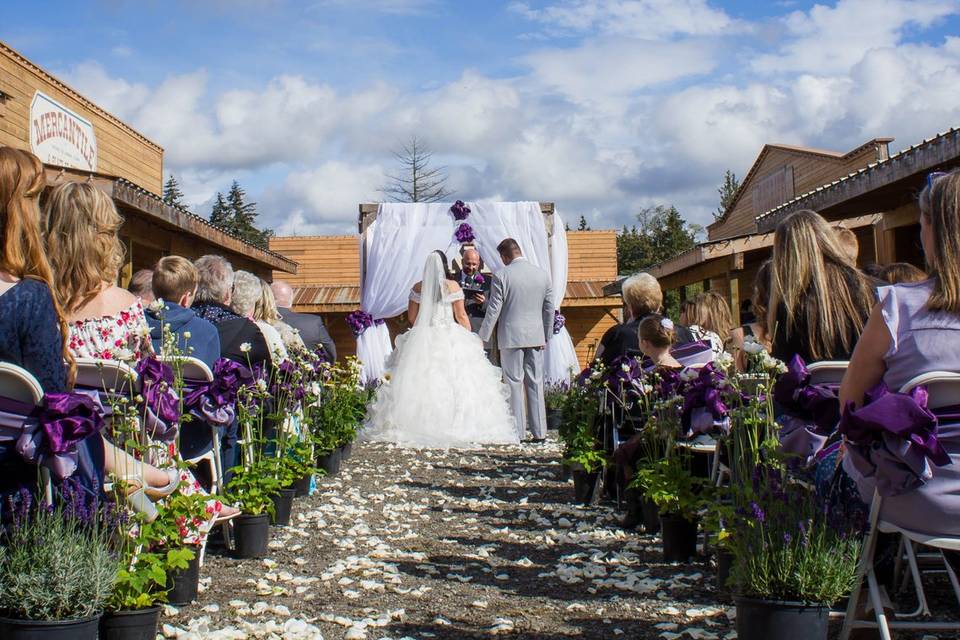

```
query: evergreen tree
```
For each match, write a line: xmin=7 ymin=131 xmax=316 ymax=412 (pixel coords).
xmin=577 ymin=215 xmax=590 ymax=231
xmin=224 ymin=180 xmax=274 ymax=249
xmin=616 ymin=205 xmax=700 ymax=318
xmin=714 ymin=169 xmax=740 ymax=220
xmin=209 ymin=192 xmax=230 ymax=229
xmin=162 ymin=174 xmax=186 ymax=208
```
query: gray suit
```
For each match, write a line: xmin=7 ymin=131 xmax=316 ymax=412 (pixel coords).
xmin=278 ymin=307 xmax=337 ymax=361
xmin=479 ymin=258 xmax=554 ymax=439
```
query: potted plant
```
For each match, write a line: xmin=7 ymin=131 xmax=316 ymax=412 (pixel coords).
xmin=0 ymin=495 xmax=118 ymax=639
xmin=633 ymin=454 xmax=710 ymax=562
xmin=226 ymin=458 xmax=280 ymax=558
xmin=544 ymin=382 xmax=568 ymax=431
xmin=101 ymin=547 xmax=193 ymax=639
xmin=558 ymin=367 xmax=605 ymax=503
xmin=728 ymin=465 xmax=860 ymax=640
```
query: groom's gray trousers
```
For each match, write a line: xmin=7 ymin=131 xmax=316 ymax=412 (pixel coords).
xmin=499 ymin=346 xmax=547 ymax=439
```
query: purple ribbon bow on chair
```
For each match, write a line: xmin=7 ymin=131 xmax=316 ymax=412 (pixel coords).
xmin=680 ymin=364 xmax=730 ymax=437
xmin=839 ymin=383 xmax=952 ymax=497
xmin=182 ymin=359 xmax=252 ymax=427
xmin=773 ymin=355 xmax=841 ymax=465
xmin=136 ymin=357 xmax=181 ymax=441
xmin=12 ymin=391 xmax=105 ymax=481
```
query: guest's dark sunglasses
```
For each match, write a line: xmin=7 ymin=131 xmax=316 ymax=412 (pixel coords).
xmin=926 ymin=171 xmax=948 ymax=190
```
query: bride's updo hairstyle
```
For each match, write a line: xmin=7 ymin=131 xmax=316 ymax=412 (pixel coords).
xmin=432 ymin=250 xmax=456 ymax=280
xmin=638 ymin=314 xmax=675 ymax=348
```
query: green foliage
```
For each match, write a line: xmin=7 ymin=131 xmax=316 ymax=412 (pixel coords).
xmin=714 ymin=169 xmax=741 ymax=221
xmin=0 ymin=505 xmax=118 ymax=620
xmin=631 ymin=455 xmax=710 ymax=520
xmin=227 ymin=458 xmax=281 ymax=516
xmin=207 ymin=181 xmax=274 ymax=249
xmin=162 ymin=174 xmax=186 ymax=208
xmin=311 ymin=358 xmax=367 ymax=452
xmin=108 ymin=548 xmax=193 ymax=611
xmin=616 ymin=205 xmax=701 ymax=318
xmin=558 ymin=372 xmax=605 ymax=473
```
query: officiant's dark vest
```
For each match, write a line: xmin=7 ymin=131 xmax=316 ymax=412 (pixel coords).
xmin=454 ymin=270 xmax=490 ymax=319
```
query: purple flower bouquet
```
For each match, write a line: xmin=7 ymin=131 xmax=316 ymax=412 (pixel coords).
xmin=454 ymin=223 xmax=475 ymax=244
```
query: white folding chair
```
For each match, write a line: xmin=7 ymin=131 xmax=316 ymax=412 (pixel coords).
xmin=0 ymin=363 xmax=52 ymax=504
xmin=806 ymin=360 xmax=849 ymax=386
xmin=74 ymin=357 xmax=140 ymax=395
xmin=839 ymin=371 xmax=960 ymax=640
xmin=160 ymin=356 xmax=224 ymax=496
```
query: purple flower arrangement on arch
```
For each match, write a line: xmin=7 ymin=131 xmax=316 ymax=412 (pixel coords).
xmin=454 ymin=223 xmax=475 ymax=244
xmin=450 ymin=200 xmax=471 ymax=220
xmin=553 ymin=310 xmax=565 ymax=335
xmin=346 ymin=310 xmax=384 ymax=337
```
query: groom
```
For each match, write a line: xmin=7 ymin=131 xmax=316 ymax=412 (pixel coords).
xmin=479 ymin=239 xmax=554 ymax=442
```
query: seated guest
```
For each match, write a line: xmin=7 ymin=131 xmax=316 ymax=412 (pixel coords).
xmin=128 ymin=268 xmax=155 ymax=305
xmin=256 ymin=278 xmax=305 ymax=354
xmin=271 ymin=279 xmax=336 ymax=360
xmin=44 ymin=182 xmax=151 ymax=362
xmin=191 ymin=255 xmax=270 ymax=366
xmin=146 ymin=256 xmax=220 ymax=368
xmin=728 ymin=261 xmax=773 ymax=370
xmin=232 ymin=270 xmax=288 ymax=361
xmin=834 ymin=226 xmax=860 ymax=264
xmin=877 ymin=262 xmax=927 ymax=285
xmin=839 ymin=170 xmax=960 ymax=535
xmin=596 ymin=273 xmax=694 ymax=366
xmin=638 ymin=314 xmax=683 ymax=370
xmin=768 ymin=210 xmax=875 ymax=363
xmin=680 ymin=292 xmax=731 ymax=358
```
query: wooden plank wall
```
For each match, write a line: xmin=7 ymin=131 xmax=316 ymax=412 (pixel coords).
xmin=0 ymin=42 xmax=164 ymax=193
xmin=566 ymin=307 xmax=619 ymax=368
xmin=269 ymin=236 xmax=361 ymax=286
xmin=710 ymin=144 xmax=885 ymax=241
xmin=566 ymin=230 xmax=618 ymax=281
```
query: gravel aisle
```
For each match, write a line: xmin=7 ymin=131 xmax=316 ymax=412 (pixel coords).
xmin=164 ymin=436 xmax=736 ymax=639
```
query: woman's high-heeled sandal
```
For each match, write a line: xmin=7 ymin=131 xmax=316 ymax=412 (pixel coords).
xmin=144 ymin=467 xmax=181 ymax=500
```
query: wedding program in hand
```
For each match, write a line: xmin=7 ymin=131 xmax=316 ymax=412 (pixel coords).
xmin=361 ymin=250 xmax=519 ymax=448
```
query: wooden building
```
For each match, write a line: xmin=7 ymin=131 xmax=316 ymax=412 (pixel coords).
xmin=638 ymin=132 xmax=960 ymax=325
xmin=0 ymin=40 xmax=294 ymax=280
xmin=270 ymin=229 xmax=621 ymax=366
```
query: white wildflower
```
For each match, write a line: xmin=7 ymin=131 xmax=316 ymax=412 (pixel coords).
xmin=240 ymin=342 xmax=252 ymax=353
xmin=183 ymin=331 xmax=191 ymax=340
xmin=148 ymin=298 xmax=165 ymax=312
xmin=742 ymin=336 xmax=765 ymax=354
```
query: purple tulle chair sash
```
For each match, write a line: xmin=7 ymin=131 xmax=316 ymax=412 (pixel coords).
xmin=839 ymin=383 xmax=954 ymax=497
xmin=773 ymin=355 xmax=842 ymax=466
xmin=0 ymin=390 xmax=105 ymax=481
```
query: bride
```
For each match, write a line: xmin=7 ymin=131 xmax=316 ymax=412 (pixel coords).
xmin=362 ymin=250 xmax=519 ymax=447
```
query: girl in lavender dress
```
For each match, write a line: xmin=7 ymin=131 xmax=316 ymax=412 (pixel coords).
xmin=840 ymin=169 xmax=960 ymax=536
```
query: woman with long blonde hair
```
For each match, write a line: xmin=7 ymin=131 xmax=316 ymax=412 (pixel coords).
xmin=255 ymin=278 xmax=305 ymax=354
xmin=768 ymin=210 xmax=874 ymax=363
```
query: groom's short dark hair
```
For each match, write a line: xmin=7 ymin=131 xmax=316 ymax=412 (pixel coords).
xmin=497 ymin=238 xmax=521 ymax=257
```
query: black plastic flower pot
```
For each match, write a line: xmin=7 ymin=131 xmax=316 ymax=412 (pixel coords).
xmin=340 ymin=441 xmax=353 ymax=460
xmin=0 ymin=614 xmax=101 ymax=639
xmin=716 ymin=549 xmax=735 ymax=592
xmin=166 ymin=550 xmax=201 ymax=605
xmin=560 ymin=462 xmax=572 ymax=482
xmin=734 ymin=597 xmax=829 ymax=640
xmin=641 ymin=498 xmax=661 ymax=534
xmin=546 ymin=408 xmax=562 ymax=431
xmin=293 ymin=473 xmax=312 ymax=497
xmin=316 ymin=448 xmax=342 ymax=476
xmin=98 ymin=606 xmax=161 ymax=640
xmin=233 ymin=513 xmax=270 ymax=558
xmin=571 ymin=468 xmax=600 ymax=504
xmin=271 ymin=488 xmax=296 ymax=526
xmin=660 ymin=513 xmax=699 ymax=562
xmin=0 ymin=614 xmax=101 ymax=640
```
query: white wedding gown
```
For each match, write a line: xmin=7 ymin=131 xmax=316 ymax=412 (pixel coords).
xmin=362 ymin=253 xmax=519 ymax=448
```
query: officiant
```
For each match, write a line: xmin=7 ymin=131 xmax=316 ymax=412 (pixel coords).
xmin=455 ymin=247 xmax=494 ymax=358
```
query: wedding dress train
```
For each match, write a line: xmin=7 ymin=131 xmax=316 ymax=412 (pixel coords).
xmin=362 ymin=253 xmax=519 ymax=448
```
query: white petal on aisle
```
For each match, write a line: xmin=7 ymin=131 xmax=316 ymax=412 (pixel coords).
xmin=163 ymin=437 xmax=737 ymax=639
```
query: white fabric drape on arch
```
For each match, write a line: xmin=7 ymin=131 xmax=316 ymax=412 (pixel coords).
xmin=357 ymin=202 xmax=580 ymax=383
xmin=543 ymin=210 xmax=580 ymax=384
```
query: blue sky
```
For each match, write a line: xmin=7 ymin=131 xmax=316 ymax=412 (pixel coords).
xmin=5 ymin=0 xmax=960 ymax=234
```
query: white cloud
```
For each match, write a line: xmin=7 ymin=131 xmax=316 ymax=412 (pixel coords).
xmin=752 ymin=0 xmax=958 ymax=74
xmin=510 ymin=0 xmax=739 ymax=39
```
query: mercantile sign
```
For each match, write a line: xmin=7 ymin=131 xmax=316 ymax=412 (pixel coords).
xmin=30 ymin=90 xmax=98 ymax=171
